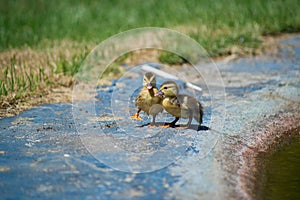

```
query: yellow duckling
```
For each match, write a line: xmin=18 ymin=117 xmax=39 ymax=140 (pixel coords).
xmin=131 ymin=72 xmax=163 ymax=125
xmin=155 ymin=81 xmax=203 ymax=128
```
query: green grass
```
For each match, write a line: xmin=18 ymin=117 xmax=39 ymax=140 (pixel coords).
xmin=159 ymin=51 xmax=187 ymax=65
xmin=1 ymin=0 xmax=299 ymax=55
xmin=0 ymin=56 xmax=49 ymax=99
xmin=54 ymin=51 xmax=89 ymax=76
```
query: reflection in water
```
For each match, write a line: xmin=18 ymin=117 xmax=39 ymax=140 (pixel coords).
xmin=263 ymin=136 xmax=300 ymax=200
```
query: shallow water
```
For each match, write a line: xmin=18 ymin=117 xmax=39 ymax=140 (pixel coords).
xmin=263 ymin=136 xmax=300 ymax=200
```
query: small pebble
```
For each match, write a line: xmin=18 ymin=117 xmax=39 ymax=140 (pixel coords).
xmin=64 ymin=154 xmax=70 ymax=158
xmin=0 ymin=166 xmax=10 ymax=172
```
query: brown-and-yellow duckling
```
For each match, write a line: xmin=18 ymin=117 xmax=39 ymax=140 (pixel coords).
xmin=131 ymin=72 xmax=163 ymax=125
xmin=155 ymin=80 xmax=203 ymax=128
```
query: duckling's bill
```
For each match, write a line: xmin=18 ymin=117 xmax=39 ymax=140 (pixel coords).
xmin=155 ymin=90 xmax=165 ymax=98
xmin=146 ymin=83 xmax=153 ymax=89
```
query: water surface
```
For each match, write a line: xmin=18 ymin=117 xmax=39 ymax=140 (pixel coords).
xmin=263 ymin=135 xmax=300 ymax=200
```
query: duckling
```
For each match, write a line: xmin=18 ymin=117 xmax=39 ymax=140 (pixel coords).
xmin=131 ymin=72 xmax=163 ymax=125
xmin=155 ymin=81 xmax=203 ymax=128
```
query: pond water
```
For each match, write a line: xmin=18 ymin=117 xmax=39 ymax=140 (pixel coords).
xmin=263 ymin=135 xmax=300 ymax=200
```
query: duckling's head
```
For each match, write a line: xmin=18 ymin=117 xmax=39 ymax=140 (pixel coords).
xmin=143 ymin=72 xmax=156 ymax=89
xmin=155 ymin=81 xmax=179 ymax=98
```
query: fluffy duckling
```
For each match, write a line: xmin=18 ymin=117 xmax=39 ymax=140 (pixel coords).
xmin=131 ymin=72 xmax=163 ymax=125
xmin=155 ymin=81 xmax=203 ymax=128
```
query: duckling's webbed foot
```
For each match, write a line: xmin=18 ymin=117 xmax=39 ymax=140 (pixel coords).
xmin=130 ymin=113 xmax=142 ymax=120
xmin=160 ymin=117 xmax=179 ymax=128
xmin=160 ymin=124 xmax=172 ymax=128
xmin=148 ymin=123 xmax=157 ymax=128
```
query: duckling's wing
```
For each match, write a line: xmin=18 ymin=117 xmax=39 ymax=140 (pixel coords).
xmin=168 ymin=97 xmax=181 ymax=108
xmin=177 ymin=95 xmax=190 ymax=110
xmin=135 ymin=88 xmax=147 ymax=106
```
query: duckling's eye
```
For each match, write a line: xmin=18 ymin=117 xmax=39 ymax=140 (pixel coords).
xmin=163 ymin=87 xmax=168 ymax=89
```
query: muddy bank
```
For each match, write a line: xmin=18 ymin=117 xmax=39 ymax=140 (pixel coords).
xmin=236 ymin=108 xmax=299 ymax=199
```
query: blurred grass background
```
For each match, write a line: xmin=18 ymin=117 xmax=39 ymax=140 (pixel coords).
xmin=1 ymin=0 xmax=299 ymax=53
xmin=0 ymin=0 xmax=299 ymax=116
